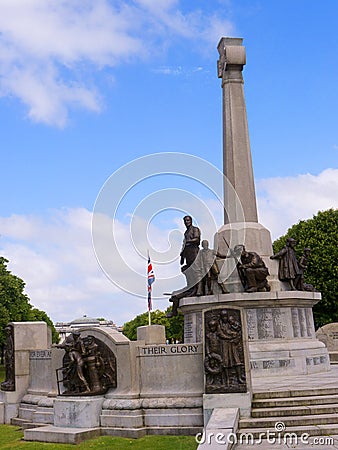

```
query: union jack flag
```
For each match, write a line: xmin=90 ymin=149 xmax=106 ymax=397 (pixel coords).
xmin=147 ymin=255 xmax=155 ymax=311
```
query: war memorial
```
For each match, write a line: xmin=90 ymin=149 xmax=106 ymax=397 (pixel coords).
xmin=0 ymin=38 xmax=336 ymax=448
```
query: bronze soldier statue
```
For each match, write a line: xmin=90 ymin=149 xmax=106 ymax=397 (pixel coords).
xmin=234 ymin=244 xmax=270 ymax=293
xmin=270 ymin=238 xmax=302 ymax=290
xmin=167 ymin=215 xmax=202 ymax=317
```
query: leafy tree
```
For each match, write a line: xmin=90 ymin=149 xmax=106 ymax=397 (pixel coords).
xmin=272 ymin=209 xmax=338 ymax=328
xmin=0 ymin=257 xmax=59 ymax=359
xmin=123 ymin=307 xmax=184 ymax=342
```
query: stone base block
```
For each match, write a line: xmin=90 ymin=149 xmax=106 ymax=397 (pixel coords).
xmin=143 ymin=408 xmax=203 ymax=427
xmin=24 ymin=425 xmax=100 ymax=444
xmin=250 ymin=340 xmax=330 ymax=376
xmin=20 ymin=403 xmax=40 ymax=419
xmin=144 ymin=426 xmax=202 ymax=436
xmin=54 ymin=397 xmax=104 ymax=428
xmin=137 ymin=325 xmax=166 ymax=344
xmin=101 ymin=406 xmax=203 ymax=429
xmin=1 ymin=376 xmax=30 ymax=404
xmin=100 ymin=409 xmax=144 ymax=428
xmin=0 ymin=402 xmax=4 ymax=424
xmin=203 ymin=393 xmax=252 ymax=419
xmin=33 ymin=410 xmax=54 ymax=424
xmin=12 ymin=322 xmax=48 ymax=350
xmin=3 ymin=402 xmax=19 ymax=424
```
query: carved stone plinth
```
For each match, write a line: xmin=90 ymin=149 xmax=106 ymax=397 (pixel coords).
xmin=54 ymin=397 xmax=104 ymax=428
xmin=180 ymin=291 xmax=330 ymax=377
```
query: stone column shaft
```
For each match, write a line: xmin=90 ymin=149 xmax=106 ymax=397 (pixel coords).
xmin=218 ymin=37 xmax=258 ymax=224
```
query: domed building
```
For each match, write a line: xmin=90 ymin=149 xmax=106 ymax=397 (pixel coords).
xmin=55 ymin=314 xmax=121 ymax=341
xmin=70 ymin=315 xmax=100 ymax=328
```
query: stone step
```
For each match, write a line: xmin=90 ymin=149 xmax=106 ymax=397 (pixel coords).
xmin=252 ymin=403 xmax=338 ymax=418
xmin=253 ymin=387 xmax=338 ymax=400
xmin=101 ymin=425 xmax=201 ymax=438
xmin=101 ymin=411 xmax=143 ymax=428
xmin=24 ymin=425 xmax=101 ymax=445
xmin=253 ymin=394 xmax=338 ymax=408
xmin=240 ymin=413 xmax=338 ymax=429
xmin=18 ymin=406 xmax=37 ymax=421
xmin=238 ymin=423 xmax=338 ymax=439
xmin=33 ymin=410 xmax=54 ymax=424
xmin=11 ymin=418 xmax=46 ymax=430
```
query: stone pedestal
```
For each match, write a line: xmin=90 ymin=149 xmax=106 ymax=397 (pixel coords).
xmin=28 ymin=349 xmax=52 ymax=395
xmin=137 ymin=325 xmax=166 ymax=345
xmin=102 ymin=325 xmax=204 ymax=435
xmin=54 ymin=397 xmax=104 ymax=428
xmin=204 ymin=393 xmax=251 ymax=421
xmin=316 ymin=323 xmax=338 ymax=364
xmin=0 ymin=322 xmax=48 ymax=424
xmin=180 ymin=291 xmax=330 ymax=377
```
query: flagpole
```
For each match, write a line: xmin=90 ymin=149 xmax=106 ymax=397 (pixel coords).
xmin=147 ymin=250 xmax=150 ymax=326
xmin=147 ymin=250 xmax=155 ymax=327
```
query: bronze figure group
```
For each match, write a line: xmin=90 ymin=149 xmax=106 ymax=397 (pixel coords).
xmin=55 ymin=331 xmax=116 ymax=396
xmin=204 ymin=309 xmax=246 ymax=394
xmin=271 ymin=238 xmax=314 ymax=291
xmin=167 ymin=217 xmax=227 ymax=317
xmin=166 ymin=217 xmax=315 ymax=316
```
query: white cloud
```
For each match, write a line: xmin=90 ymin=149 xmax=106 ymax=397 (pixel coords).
xmin=0 ymin=207 xmax=185 ymax=325
xmin=257 ymin=168 xmax=338 ymax=240
xmin=153 ymin=66 xmax=183 ymax=76
xmin=0 ymin=0 xmax=234 ymax=126
xmin=0 ymin=0 xmax=143 ymax=127
xmin=152 ymin=65 xmax=207 ymax=77
xmin=134 ymin=0 xmax=234 ymax=44
xmin=0 ymin=208 xmax=116 ymax=321
xmin=0 ymin=169 xmax=335 ymax=325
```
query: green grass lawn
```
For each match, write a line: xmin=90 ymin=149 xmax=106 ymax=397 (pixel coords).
xmin=0 ymin=426 xmax=198 ymax=449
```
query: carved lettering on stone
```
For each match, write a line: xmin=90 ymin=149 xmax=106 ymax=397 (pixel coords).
xmin=257 ymin=308 xmax=274 ymax=339
xmin=30 ymin=350 xmax=52 ymax=360
xmin=298 ymin=308 xmax=307 ymax=337
xmin=197 ymin=312 xmax=203 ymax=343
xmin=246 ymin=309 xmax=258 ymax=340
xmin=184 ymin=313 xmax=194 ymax=343
xmin=291 ymin=307 xmax=301 ymax=337
xmin=305 ymin=308 xmax=315 ymax=337
xmin=272 ymin=308 xmax=288 ymax=339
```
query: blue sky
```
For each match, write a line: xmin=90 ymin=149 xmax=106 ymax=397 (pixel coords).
xmin=0 ymin=0 xmax=337 ymax=326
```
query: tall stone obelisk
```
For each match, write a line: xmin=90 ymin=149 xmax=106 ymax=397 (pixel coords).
xmin=217 ymin=37 xmax=258 ymax=224
xmin=180 ymin=37 xmax=329 ymax=383
xmin=215 ymin=37 xmax=278 ymax=290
